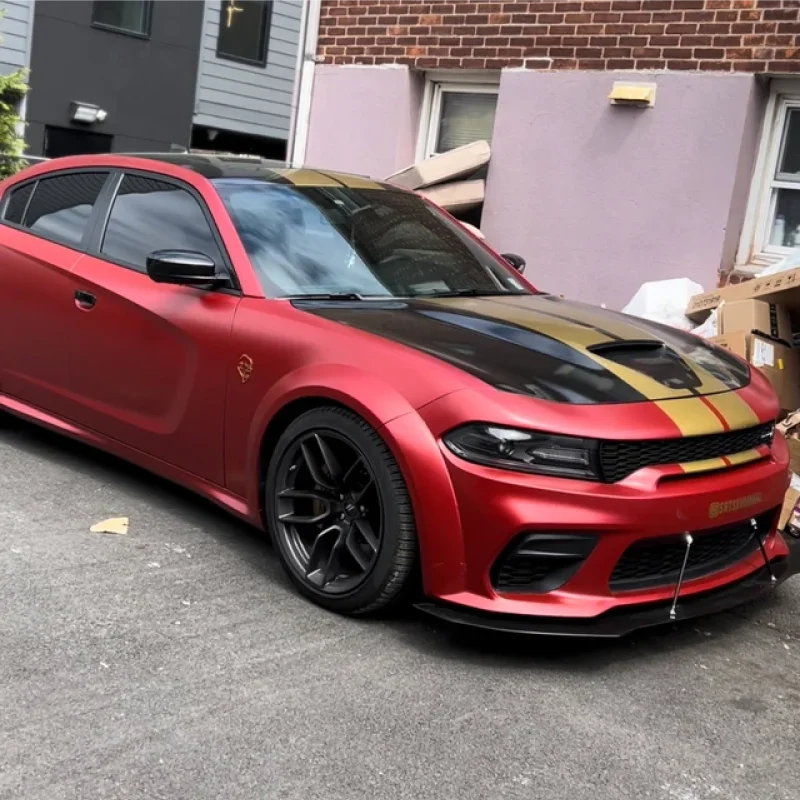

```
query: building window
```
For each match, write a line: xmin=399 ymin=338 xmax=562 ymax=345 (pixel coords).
xmin=217 ymin=0 xmax=271 ymax=67
xmin=739 ymin=81 xmax=800 ymax=269
xmin=419 ymin=78 xmax=499 ymax=160
xmin=92 ymin=1 xmax=153 ymax=37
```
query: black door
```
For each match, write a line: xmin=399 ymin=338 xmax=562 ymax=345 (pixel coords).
xmin=43 ymin=126 xmax=114 ymax=158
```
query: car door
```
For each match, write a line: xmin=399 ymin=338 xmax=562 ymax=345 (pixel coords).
xmin=67 ymin=171 xmax=241 ymax=486
xmin=0 ymin=170 xmax=111 ymax=415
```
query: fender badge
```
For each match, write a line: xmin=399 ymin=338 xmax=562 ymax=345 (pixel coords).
xmin=237 ymin=355 xmax=254 ymax=384
xmin=709 ymin=493 xmax=763 ymax=520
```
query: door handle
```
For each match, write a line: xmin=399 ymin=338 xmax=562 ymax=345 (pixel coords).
xmin=74 ymin=290 xmax=96 ymax=310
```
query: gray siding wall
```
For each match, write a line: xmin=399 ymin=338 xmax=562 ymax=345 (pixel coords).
xmin=194 ymin=0 xmax=301 ymax=141
xmin=0 ymin=0 xmax=33 ymax=76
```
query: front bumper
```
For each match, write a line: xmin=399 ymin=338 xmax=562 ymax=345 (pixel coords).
xmin=416 ymin=533 xmax=800 ymax=637
xmin=398 ymin=407 xmax=797 ymax=635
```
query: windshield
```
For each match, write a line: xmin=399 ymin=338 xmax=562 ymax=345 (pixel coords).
xmin=212 ymin=178 xmax=530 ymax=299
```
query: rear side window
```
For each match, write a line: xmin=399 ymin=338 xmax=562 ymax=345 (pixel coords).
xmin=101 ymin=174 xmax=224 ymax=272
xmin=3 ymin=182 xmax=34 ymax=224
xmin=23 ymin=172 xmax=108 ymax=247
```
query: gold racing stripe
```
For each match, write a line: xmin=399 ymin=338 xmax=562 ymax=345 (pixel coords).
xmin=725 ymin=448 xmax=766 ymax=467
xmin=278 ymin=169 xmax=343 ymax=187
xmin=423 ymin=297 xmax=612 ymax=348
xmin=678 ymin=448 xmax=764 ymax=476
xmin=330 ymin=173 xmax=385 ymax=190
xmin=678 ymin=457 xmax=729 ymax=475
xmin=654 ymin=397 xmax=726 ymax=436
xmin=702 ymin=391 xmax=760 ymax=431
xmin=489 ymin=296 xmax=663 ymax=343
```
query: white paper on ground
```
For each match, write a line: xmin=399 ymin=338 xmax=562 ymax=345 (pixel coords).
xmin=621 ymin=278 xmax=704 ymax=331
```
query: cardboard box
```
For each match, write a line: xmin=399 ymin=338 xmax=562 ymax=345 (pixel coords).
xmin=777 ymin=410 xmax=800 ymax=474
xmin=718 ymin=299 xmax=792 ymax=343
xmin=709 ymin=332 xmax=800 ymax=412
xmin=386 ymin=140 xmax=491 ymax=190
xmin=686 ymin=267 xmax=800 ymax=321
xmin=418 ymin=179 xmax=484 ymax=212
xmin=779 ymin=486 xmax=800 ymax=531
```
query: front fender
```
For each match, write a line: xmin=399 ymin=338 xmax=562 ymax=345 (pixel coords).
xmin=238 ymin=363 xmax=465 ymax=596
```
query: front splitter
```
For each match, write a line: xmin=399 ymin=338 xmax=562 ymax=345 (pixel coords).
xmin=415 ymin=534 xmax=800 ymax=638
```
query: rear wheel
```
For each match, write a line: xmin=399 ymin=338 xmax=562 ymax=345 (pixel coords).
xmin=265 ymin=407 xmax=418 ymax=615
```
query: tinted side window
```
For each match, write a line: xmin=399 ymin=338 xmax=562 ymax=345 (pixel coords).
xmin=24 ymin=173 xmax=108 ymax=247
xmin=101 ymin=175 xmax=223 ymax=272
xmin=3 ymin=183 xmax=34 ymax=224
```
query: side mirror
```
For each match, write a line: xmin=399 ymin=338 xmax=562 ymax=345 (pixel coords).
xmin=502 ymin=253 xmax=526 ymax=273
xmin=146 ymin=250 xmax=228 ymax=288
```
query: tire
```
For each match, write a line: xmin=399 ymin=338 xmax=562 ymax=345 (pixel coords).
xmin=265 ymin=406 xmax=418 ymax=615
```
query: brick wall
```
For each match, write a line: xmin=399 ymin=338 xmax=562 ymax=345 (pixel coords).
xmin=318 ymin=0 xmax=800 ymax=72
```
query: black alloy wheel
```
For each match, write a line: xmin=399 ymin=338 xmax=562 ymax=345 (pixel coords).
xmin=266 ymin=407 xmax=418 ymax=615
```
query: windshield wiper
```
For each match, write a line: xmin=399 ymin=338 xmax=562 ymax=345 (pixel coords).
xmin=288 ymin=292 xmax=370 ymax=301
xmin=424 ymin=289 xmax=528 ymax=298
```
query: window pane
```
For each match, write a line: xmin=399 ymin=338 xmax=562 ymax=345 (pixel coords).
xmin=102 ymin=175 xmax=223 ymax=271
xmin=436 ymin=91 xmax=497 ymax=153
xmin=92 ymin=1 xmax=151 ymax=35
xmin=767 ymin=188 xmax=800 ymax=248
xmin=213 ymin=178 xmax=525 ymax=298
xmin=778 ymin=109 xmax=800 ymax=178
xmin=24 ymin=173 xmax=108 ymax=247
xmin=4 ymin=183 xmax=34 ymax=225
xmin=217 ymin=0 xmax=270 ymax=64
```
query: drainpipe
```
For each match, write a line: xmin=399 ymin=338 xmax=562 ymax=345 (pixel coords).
xmin=287 ymin=0 xmax=321 ymax=168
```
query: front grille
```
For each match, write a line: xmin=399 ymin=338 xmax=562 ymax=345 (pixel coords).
xmin=609 ymin=510 xmax=776 ymax=592
xmin=599 ymin=422 xmax=773 ymax=483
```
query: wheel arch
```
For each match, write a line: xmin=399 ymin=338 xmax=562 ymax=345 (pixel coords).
xmin=246 ymin=364 xmax=465 ymax=596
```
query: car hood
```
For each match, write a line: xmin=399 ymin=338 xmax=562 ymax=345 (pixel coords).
xmin=293 ymin=294 xmax=750 ymax=405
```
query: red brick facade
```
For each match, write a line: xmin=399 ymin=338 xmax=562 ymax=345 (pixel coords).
xmin=317 ymin=0 xmax=800 ymax=73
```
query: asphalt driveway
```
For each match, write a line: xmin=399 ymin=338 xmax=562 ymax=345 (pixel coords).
xmin=1 ymin=415 xmax=798 ymax=800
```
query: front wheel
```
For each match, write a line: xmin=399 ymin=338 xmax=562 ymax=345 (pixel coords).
xmin=265 ymin=407 xmax=418 ymax=615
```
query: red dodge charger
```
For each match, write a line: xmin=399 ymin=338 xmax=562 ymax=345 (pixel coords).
xmin=1 ymin=153 xmax=797 ymax=636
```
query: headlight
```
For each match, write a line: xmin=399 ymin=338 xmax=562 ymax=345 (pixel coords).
xmin=443 ymin=424 xmax=601 ymax=480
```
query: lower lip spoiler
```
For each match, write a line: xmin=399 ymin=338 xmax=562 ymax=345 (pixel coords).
xmin=415 ymin=533 xmax=800 ymax=638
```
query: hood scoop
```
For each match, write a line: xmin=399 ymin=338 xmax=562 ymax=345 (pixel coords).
xmin=588 ymin=340 xmax=703 ymax=391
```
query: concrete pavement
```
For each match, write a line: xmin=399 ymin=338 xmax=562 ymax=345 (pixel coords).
xmin=1 ymin=415 xmax=799 ymax=800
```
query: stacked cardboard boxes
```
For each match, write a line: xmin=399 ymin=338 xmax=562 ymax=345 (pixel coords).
xmin=686 ymin=270 xmax=800 ymax=531
xmin=686 ymin=274 xmax=800 ymax=414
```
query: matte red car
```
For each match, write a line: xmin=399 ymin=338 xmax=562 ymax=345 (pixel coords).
xmin=1 ymin=153 xmax=798 ymax=636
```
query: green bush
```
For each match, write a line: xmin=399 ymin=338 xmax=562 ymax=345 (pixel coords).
xmin=0 ymin=9 xmax=29 ymax=179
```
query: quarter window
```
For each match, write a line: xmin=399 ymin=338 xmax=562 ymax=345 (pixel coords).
xmin=216 ymin=0 xmax=271 ymax=66
xmin=101 ymin=174 xmax=224 ymax=272
xmin=3 ymin=182 xmax=34 ymax=225
xmin=23 ymin=172 xmax=108 ymax=247
xmin=91 ymin=1 xmax=153 ymax=36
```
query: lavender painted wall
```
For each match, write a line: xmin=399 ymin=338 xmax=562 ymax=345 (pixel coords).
xmin=303 ymin=65 xmax=761 ymax=308
xmin=305 ymin=64 xmax=422 ymax=178
xmin=482 ymin=71 xmax=760 ymax=307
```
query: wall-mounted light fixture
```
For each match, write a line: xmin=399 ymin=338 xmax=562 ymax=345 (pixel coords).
xmin=608 ymin=82 xmax=657 ymax=108
xmin=69 ymin=101 xmax=108 ymax=124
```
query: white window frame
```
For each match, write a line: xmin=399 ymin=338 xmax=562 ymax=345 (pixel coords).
xmin=737 ymin=79 xmax=800 ymax=270
xmin=415 ymin=71 xmax=500 ymax=162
